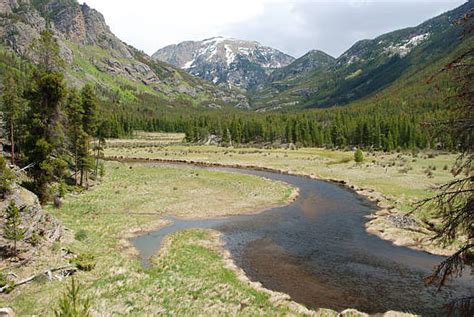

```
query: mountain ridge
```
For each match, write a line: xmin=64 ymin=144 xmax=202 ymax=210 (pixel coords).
xmin=152 ymin=36 xmax=295 ymax=90
xmin=0 ymin=0 xmax=248 ymax=109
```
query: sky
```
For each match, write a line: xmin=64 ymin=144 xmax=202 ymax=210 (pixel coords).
xmin=79 ymin=0 xmax=467 ymax=58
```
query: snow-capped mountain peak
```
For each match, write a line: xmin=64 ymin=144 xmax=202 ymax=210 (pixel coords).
xmin=152 ymin=37 xmax=295 ymax=90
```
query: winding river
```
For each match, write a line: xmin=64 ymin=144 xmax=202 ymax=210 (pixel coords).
xmin=131 ymin=164 xmax=473 ymax=316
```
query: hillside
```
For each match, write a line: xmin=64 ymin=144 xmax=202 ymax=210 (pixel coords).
xmin=0 ymin=0 xmax=248 ymax=109
xmin=152 ymin=36 xmax=295 ymax=91
xmin=250 ymin=0 xmax=474 ymax=111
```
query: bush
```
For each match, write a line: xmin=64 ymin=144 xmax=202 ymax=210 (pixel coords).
xmin=354 ymin=149 xmax=364 ymax=163
xmin=29 ymin=231 xmax=42 ymax=246
xmin=71 ymin=253 xmax=96 ymax=271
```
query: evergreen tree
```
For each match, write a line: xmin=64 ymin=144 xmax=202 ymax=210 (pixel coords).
xmin=4 ymin=200 xmax=25 ymax=254
xmin=54 ymin=277 xmax=91 ymax=317
xmin=24 ymin=31 xmax=67 ymax=202
xmin=1 ymin=70 xmax=23 ymax=165
xmin=354 ymin=149 xmax=364 ymax=163
xmin=65 ymin=90 xmax=86 ymax=184
xmin=30 ymin=30 xmax=65 ymax=72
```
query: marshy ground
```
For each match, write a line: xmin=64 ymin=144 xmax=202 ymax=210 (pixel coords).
xmin=1 ymin=134 xmax=463 ymax=316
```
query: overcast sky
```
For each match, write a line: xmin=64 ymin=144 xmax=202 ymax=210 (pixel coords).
xmin=79 ymin=0 xmax=467 ymax=58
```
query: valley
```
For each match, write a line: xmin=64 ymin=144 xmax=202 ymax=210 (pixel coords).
xmin=0 ymin=0 xmax=472 ymax=315
xmin=3 ymin=135 xmax=470 ymax=315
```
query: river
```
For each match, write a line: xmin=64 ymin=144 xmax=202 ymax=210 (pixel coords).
xmin=131 ymin=164 xmax=473 ymax=316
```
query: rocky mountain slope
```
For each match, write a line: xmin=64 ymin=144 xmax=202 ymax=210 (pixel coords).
xmin=153 ymin=37 xmax=295 ymax=91
xmin=251 ymin=0 xmax=474 ymax=111
xmin=0 ymin=0 xmax=248 ymax=109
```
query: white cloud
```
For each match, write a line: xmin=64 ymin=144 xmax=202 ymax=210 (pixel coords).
xmin=80 ymin=0 xmax=468 ymax=57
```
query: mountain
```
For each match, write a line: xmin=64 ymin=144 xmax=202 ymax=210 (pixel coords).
xmin=251 ymin=0 xmax=474 ymax=111
xmin=152 ymin=37 xmax=295 ymax=91
xmin=269 ymin=50 xmax=335 ymax=82
xmin=0 ymin=0 xmax=248 ymax=109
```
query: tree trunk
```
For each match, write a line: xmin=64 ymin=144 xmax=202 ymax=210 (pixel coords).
xmin=80 ymin=168 xmax=84 ymax=187
xmin=10 ymin=120 xmax=14 ymax=165
xmin=74 ymin=147 xmax=78 ymax=185
xmin=95 ymin=142 xmax=100 ymax=177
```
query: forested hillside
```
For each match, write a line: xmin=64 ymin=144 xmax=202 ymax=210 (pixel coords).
xmin=250 ymin=1 xmax=474 ymax=111
xmin=0 ymin=0 xmax=248 ymax=109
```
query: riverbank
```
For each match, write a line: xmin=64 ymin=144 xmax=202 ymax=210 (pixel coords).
xmin=104 ymin=145 xmax=459 ymax=256
xmin=0 ymin=162 xmax=302 ymax=315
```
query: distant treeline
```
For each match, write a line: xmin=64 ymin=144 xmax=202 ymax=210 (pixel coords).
xmin=101 ymin=103 xmax=459 ymax=151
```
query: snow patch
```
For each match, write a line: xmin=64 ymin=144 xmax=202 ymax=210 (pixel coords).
xmin=225 ymin=45 xmax=236 ymax=66
xmin=385 ymin=32 xmax=430 ymax=58
xmin=183 ymin=59 xmax=195 ymax=69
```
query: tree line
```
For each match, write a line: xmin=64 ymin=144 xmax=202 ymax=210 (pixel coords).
xmin=99 ymin=105 xmax=459 ymax=152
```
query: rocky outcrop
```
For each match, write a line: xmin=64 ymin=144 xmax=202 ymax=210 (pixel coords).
xmin=0 ymin=186 xmax=62 ymax=256
xmin=153 ymin=37 xmax=295 ymax=90
xmin=0 ymin=0 xmax=247 ymax=108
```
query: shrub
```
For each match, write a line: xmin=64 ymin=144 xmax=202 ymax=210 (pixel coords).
xmin=98 ymin=162 xmax=105 ymax=178
xmin=74 ymin=230 xmax=88 ymax=242
xmin=354 ymin=149 xmax=364 ymax=163
xmin=29 ymin=231 xmax=42 ymax=246
xmin=71 ymin=253 xmax=96 ymax=271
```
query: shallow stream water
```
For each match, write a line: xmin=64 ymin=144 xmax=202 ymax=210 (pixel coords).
xmin=131 ymin=164 xmax=473 ymax=316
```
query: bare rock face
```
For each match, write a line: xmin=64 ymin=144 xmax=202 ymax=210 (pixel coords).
xmin=0 ymin=186 xmax=62 ymax=254
xmin=0 ymin=0 xmax=247 ymax=108
xmin=153 ymin=37 xmax=295 ymax=91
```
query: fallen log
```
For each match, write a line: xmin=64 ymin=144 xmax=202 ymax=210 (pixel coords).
xmin=0 ymin=265 xmax=77 ymax=293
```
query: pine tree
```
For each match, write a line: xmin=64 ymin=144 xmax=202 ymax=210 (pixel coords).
xmin=4 ymin=200 xmax=25 ymax=254
xmin=66 ymin=90 xmax=85 ymax=184
xmin=1 ymin=70 xmax=23 ymax=165
xmin=25 ymin=31 xmax=67 ymax=202
xmin=354 ymin=149 xmax=364 ymax=163
xmin=54 ymin=277 xmax=91 ymax=317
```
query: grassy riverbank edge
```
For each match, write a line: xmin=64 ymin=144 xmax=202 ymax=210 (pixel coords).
xmin=105 ymin=155 xmax=453 ymax=257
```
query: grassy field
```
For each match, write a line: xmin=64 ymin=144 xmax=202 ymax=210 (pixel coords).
xmin=1 ymin=161 xmax=316 ymax=316
xmin=104 ymin=144 xmax=456 ymax=214
xmin=104 ymin=143 xmax=460 ymax=253
xmin=3 ymin=134 xmax=456 ymax=315
xmin=100 ymin=132 xmax=185 ymax=148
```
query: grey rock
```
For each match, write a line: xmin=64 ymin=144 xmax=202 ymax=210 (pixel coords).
xmin=153 ymin=36 xmax=295 ymax=91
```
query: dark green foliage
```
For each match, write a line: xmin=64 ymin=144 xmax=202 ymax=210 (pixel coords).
xmin=354 ymin=149 xmax=364 ymax=163
xmin=71 ymin=253 xmax=96 ymax=272
xmin=30 ymin=30 xmax=65 ymax=72
xmin=3 ymin=200 xmax=25 ymax=254
xmin=98 ymin=161 xmax=105 ymax=178
xmin=54 ymin=277 xmax=91 ymax=317
xmin=24 ymin=71 xmax=67 ymax=202
xmin=28 ymin=231 xmax=42 ymax=246
xmin=0 ymin=156 xmax=14 ymax=197
xmin=1 ymin=69 xmax=24 ymax=165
